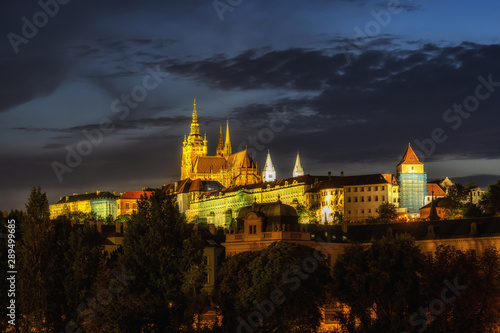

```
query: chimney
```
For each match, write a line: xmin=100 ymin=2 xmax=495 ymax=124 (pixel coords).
xmin=97 ymin=220 xmax=102 ymax=233
xmin=328 ymin=171 xmax=331 ymax=180
xmin=174 ymin=182 xmax=178 ymax=191
xmin=113 ymin=191 xmax=115 ymax=195
xmin=96 ymin=190 xmax=101 ymax=195
xmin=341 ymin=220 xmax=348 ymax=233
xmin=340 ymin=171 xmax=344 ymax=177
xmin=115 ymin=221 xmax=122 ymax=234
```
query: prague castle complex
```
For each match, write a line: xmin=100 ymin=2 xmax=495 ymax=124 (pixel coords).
xmin=50 ymin=100 xmax=448 ymax=226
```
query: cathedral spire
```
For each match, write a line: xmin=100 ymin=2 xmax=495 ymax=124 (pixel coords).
xmin=224 ymin=119 xmax=232 ymax=156
xmin=264 ymin=150 xmax=276 ymax=182
xmin=293 ymin=151 xmax=304 ymax=177
xmin=216 ymin=125 xmax=224 ymax=156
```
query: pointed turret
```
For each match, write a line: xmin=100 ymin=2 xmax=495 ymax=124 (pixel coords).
xmin=264 ymin=150 xmax=276 ymax=182
xmin=216 ymin=125 xmax=224 ymax=156
xmin=397 ymin=143 xmax=422 ymax=167
xmin=293 ymin=151 xmax=304 ymax=177
xmin=224 ymin=119 xmax=232 ymax=156
xmin=396 ymin=143 xmax=424 ymax=175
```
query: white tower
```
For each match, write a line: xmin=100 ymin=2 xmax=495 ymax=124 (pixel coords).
xmin=293 ymin=152 xmax=304 ymax=177
xmin=264 ymin=150 xmax=276 ymax=182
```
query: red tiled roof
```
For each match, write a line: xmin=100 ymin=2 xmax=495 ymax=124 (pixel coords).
xmin=397 ymin=144 xmax=422 ymax=166
xmin=120 ymin=191 xmax=152 ymax=199
xmin=427 ymin=183 xmax=446 ymax=197
xmin=189 ymin=179 xmax=203 ymax=192
xmin=194 ymin=156 xmax=226 ymax=173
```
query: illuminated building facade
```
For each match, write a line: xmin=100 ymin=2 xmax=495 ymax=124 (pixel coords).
xmin=181 ymin=100 xmax=261 ymax=187
xmin=117 ymin=191 xmax=152 ymax=216
xmin=183 ymin=175 xmax=321 ymax=228
xmin=342 ymin=174 xmax=401 ymax=222
xmin=397 ymin=144 xmax=428 ymax=215
xmin=49 ymin=191 xmax=118 ymax=219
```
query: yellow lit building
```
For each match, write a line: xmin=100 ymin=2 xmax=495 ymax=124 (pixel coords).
xmin=181 ymin=100 xmax=261 ymax=187
xmin=117 ymin=191 xmax=153 ymax=216
xmin=49 ymin=191 xmax=118 ymax=219
xmin=343 ymin=174 xmax=402 ymax=222
xmin=183 ymin=175 xmax=330 ymax=227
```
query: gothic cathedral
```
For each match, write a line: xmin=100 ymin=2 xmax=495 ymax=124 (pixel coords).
xmin=181 ymin=100 xmax=262 ymax=187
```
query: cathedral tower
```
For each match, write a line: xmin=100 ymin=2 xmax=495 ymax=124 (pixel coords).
xmin=396 ymin=143 xmax=427 ymax=214
xmin=264 ymin=150 xmax=276 ymax=182
xmin=181 ymin=99 xmax=208 ymax=180
xmin=216 ymin=125 xmax=224 ymax=156
xmin=292 ymin=152 xmax=304 ymax=177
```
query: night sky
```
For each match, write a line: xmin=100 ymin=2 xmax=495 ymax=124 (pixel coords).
xmin=1 ymin=0 xmax=500 ymax=210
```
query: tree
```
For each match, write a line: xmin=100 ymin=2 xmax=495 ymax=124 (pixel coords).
xmin=331 ymin=235 xmax=424 ymax=332
xmin=213 ymin=251 xmax=259 ymax=331
xmin=480 ymin=180 xmax=500 ymax=216
xmin=214 ymin=242 xmax=332 ymax=333
xmin=18 ymin=186 xmax=59 ymax=331
xmin=295 ymin=203 xmax=318 ymax=224
xmin=462 ymin=202 xmax=484 ymax=219
xmin=419 ymin=245 xmax=500 ymax=332
xmin=87 ymin=189 xmax=205 ymax=332
xmin=63 ymin=222 xmax=105 ymax=323
xmin=442 ymin=183 xmax=467 ymax=218
xmin=377 ymin=202 xmax=397 ymax=222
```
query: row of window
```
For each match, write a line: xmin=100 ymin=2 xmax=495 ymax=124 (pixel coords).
xmin=117 ymin=202 xmax=138 ymax=210
xmin=347 ymin=195 xmax=386 ymax=203
xmin=347 ymin=208 xmax=377 ymax=215
xmin=347 ymin=186 xmax=386 ymax=193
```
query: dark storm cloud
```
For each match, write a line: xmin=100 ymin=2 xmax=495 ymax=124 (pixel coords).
xmin=12 ymin=116 xmax=194 ymax=134
xmin=0 ymin=55 xmax=67 ymax=113
xmin=169 ymin=42 xmax=500 ymax=165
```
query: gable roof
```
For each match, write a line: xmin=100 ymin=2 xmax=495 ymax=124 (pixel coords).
xmin=227 ymin=150 xmax=256 ymax=168
xmin=426 ymin=183 xmax=446 ymax=197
